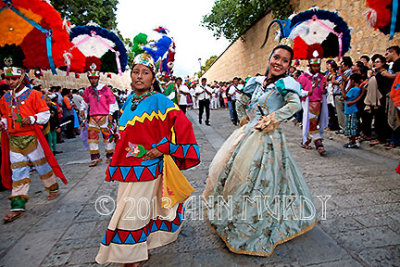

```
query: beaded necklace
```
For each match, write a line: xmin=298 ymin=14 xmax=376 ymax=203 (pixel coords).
xmin=131 ymin=90 xmax=156 ymax=111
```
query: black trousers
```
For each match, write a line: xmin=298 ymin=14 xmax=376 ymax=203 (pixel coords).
xmin=360 ymin=110 xmax=373 ymax=137
xmin=179 ymin=105 xmax=187 ymax=114
xmin=199 ymin=99 xmax=210 ymax=123
xmin=328 ymin=103 xmax=339 ymax=130
xmin=373 ymin=105 xmax=392 ymax=142
xmin=64 ymin=115 xmax=75 ymax=138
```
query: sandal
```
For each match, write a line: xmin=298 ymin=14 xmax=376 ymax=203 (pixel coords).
xmin=317 ymin=146 xmax=326 ymax=155
xmin=385 ymin=144 xmax=397 ymax=150
xmin=369 ymin=140 xmax=381 ymax=146
xmin=301 ymin=144 xmax=312 ymax=150
xmin=47 ymin=191 xmax=58 ymax=200
xmin=301 ymin=138 xmax=312 ymax=150
xmin=3 ymin=211 xmax=24 ymax=223
xmin=360 ymin=134 xmax=372 ymax=141
xmin=89 ymin=158 xmax=102 ymax=167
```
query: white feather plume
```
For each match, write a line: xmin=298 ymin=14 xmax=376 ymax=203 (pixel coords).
xmin=288 ymin=13 xmax=297 ymax=20
xmin=363 ymin=8 xmax=377 ymax=27
xmin=63 ymin=51 xmax=72 ymax=66
xmin=42 ymin=0 xmax=52 ymax=6
xmin=62 ymin=17 xmax=71 ymax=34
xmin=87 ymin=21 xmax=100 ymax=27
xmin=274 ymin=30 xmax=281 ymax=41
xmin=288 ymin=24 xmax=310 ymax=40
xmin=71 ymin=34 xmax=116 ymax=58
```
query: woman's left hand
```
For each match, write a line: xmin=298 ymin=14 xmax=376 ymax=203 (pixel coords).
xmin=142 ymin=148 xmax=163 ymax=161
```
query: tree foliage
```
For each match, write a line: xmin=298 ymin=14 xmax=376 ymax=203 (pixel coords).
xmin=204 ymin=55 xmax=218 ymax=72
xmin=52 ymin=0 xmax=119 ymax=30
xmin=194 ymin=55 xmax=218 ymax=78
xmin=124 ymin=37 xmax=134 ymax=67
xmin=201 ymin=0 xmax=293 ymax=41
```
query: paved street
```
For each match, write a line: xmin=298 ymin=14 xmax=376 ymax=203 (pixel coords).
xmin=0 ymin=108 xmax=399 ymax=267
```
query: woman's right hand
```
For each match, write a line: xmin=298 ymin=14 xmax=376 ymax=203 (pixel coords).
xmin=239 ymin=115 xmax=249 ymax=126
xmin=142 ymin=148 xmax=163 ymax=161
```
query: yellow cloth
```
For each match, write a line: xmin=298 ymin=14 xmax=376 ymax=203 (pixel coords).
xmin=162 ymin=154 xmax=194 ymax=209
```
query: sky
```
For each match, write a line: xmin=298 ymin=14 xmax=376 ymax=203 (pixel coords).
xmin=116 ymin=0 xmax=231 ymax=77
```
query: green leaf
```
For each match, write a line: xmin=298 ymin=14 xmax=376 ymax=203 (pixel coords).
xmin=201 ymin=0 xmax=292 ymax=41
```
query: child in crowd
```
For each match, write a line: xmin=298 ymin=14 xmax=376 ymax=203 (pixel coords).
xmin=47 ymin=94 xmax=62 ymax=154
xmin=342 ymin=73 xmax=363 ymax=148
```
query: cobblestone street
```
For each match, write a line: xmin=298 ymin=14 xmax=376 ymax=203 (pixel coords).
xmin=0 ymin=108 xmax=399 ymax=267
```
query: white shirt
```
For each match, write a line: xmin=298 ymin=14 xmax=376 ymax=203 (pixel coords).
xmin=213 ymin=87 xmax=220 ymax=98
xmin=190 ymin=87 xmax=196 ymax=97
xmin=109 ymin=95 xmax=119 ymax=114
xmin=195 ymin=84 xmax=212 ymax=100
xmin=228 ymin=84 xmax=243 ymax=100
xmin=72 ymin=94 xmax=84 ymax=110
xmin=177 ymin=84 xmax=190 ymax=105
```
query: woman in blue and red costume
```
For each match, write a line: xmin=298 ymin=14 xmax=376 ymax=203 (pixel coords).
xmin=96 ymin=53 xmax=200 ymax=266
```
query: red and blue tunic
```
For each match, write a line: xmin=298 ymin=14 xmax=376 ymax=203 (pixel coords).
xmin=106 ymin=92 xmax=200 ymax=182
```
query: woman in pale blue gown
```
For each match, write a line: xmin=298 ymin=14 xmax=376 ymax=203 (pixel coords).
xmin=203 ymin=44 xmax=317 ymax=257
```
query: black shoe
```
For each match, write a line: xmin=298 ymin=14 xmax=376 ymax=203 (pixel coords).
xmin=199 ymin=120 xmax=202 ymax=124
xmin=206 ymin=122 xmax=210 ymax=126
xmin=343 ymin=142 xmax=358 ymax=148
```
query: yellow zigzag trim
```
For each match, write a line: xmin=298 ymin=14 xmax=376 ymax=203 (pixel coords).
xmin=119 ymin=105 xmax=180 ymax=131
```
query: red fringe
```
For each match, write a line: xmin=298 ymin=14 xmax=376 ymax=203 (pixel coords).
xmin=85 ymin=57 xmax=102 ymax=71
xmin=307 ymin=44 xmax=324 ymax=60
xmin=366 ymin=0 xmax=392 ymax=28
xmin=1 ymin=0 xmax=86 ymax=72
xmin=293 ymin=36 xmax=308 ymax=60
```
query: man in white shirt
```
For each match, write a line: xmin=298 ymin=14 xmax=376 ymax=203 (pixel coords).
xmin=72 ymin=89 xmax=84 ymax=111
xmin=211 ymin=84 xmax=220 ymax=109
xmin=227 ymin=77 xmax=243 ymax=125
xmin=195 ymin=77 xmax=212 ymax=125
xmin=176 ymin=77 xmax=190 ymax=114
xmin=190 ymin=83 xmax=198 ymax=109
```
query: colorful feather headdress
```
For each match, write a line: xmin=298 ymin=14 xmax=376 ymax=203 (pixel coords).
xmin=0 ymin=0 xmax=86 ymax=74
xmin=133 ymin=26 xmax=176 ymax=75
xmin=262 ymin=7 xmax=352 ymax=61
xmin=68 ymin=23 xmax=128 ymax=76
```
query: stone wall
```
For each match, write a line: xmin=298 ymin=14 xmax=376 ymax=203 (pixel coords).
xmin=34 ymin=69 xmax=132 ymax=90
xmin=202 ymin=0 xmax=400 ymax=82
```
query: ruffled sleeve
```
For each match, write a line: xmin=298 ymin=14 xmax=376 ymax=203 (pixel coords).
xmin=274 ymin=77 xmax=302 ymax=121
xmin=275 ymin=76 xmax=302 ymax=100
xmin=242 ymin=76 xmax=266 ymax=97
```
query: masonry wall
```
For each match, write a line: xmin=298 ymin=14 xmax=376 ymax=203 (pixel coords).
xmin=202 ymin=0 xmax=400 ymax=82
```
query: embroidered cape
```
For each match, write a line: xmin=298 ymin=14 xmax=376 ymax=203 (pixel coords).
xmin=106 ymin=93 xmax=200 ymax=182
